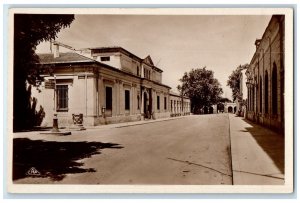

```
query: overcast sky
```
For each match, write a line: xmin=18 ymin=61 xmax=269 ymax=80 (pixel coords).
xmin=36 ymin=14 xmax=271 ymax=100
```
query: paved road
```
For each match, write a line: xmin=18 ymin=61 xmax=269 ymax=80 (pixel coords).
xmin=13 ymin=114 xmax=233 ymax=185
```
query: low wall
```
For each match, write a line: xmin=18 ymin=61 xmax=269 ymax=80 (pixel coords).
xmin=246 ymin=111 xmax=284 ymax=133
xmin=153 ymin=112 xmax=170 ymax=119
xmin=97 ymin=114 xmax=141 ymax=125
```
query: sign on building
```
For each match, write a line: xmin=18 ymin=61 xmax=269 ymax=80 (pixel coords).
xmin=45 ymin=80 xmax=55 ymax=89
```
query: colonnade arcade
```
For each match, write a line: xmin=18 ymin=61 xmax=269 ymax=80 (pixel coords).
xmin=246 ymin=62 xmax=281 ymax=121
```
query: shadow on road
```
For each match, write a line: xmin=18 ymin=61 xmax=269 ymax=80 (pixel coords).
xmin=241 ymin=118 xmax=284 ymax=174
xmin=13 ymin=138 xmax=123 ymax=181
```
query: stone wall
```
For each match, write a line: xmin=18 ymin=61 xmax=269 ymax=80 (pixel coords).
xmin=246 ymin=15 xmax=285 ymax=133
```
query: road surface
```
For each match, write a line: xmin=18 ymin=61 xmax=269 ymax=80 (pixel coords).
xmin=13 ymin=114 xmax=233 ymax=185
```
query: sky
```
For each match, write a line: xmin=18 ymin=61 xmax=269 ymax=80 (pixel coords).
xmin=36 ymin=14 xmax=272 ymax=100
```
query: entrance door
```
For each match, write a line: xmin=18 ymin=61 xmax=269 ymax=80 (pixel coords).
xmin=143 ymin=92 xmax=149 ymax=118
xmin=105 ymin=86 xmax=112 ymax=117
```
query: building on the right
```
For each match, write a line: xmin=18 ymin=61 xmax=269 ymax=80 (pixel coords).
xmin=245 ymin=15 xmax=285 ymax=133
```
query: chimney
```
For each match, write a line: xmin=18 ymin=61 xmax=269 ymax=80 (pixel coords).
xmin=52 ymin=42 xmax=59 ymax=58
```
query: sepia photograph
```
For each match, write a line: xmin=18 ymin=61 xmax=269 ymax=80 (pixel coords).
xmin=7 ymin=7 xmax=294 ymax=193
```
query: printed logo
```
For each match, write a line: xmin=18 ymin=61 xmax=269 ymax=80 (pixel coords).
xmin=26 ymin=167 xmax=41 ymax=176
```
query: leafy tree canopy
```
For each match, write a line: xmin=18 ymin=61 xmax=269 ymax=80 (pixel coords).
xmin=227 ymin=64 xmax=248 ymax=102
xmin=14 ymin=14 xmax=74 ymax=85
xmin=219 ymin=97 xmax=232 ymax=103
xmin=13 ymin=14 xmax=74 ymax=131
xmin=177 ymin=67 xmax=223 ymax=114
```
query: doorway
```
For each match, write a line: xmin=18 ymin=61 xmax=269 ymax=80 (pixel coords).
xmin=143 ymin=92 xmax=149 ymax=118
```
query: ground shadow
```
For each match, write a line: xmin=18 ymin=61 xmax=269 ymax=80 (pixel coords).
xmin=241 ymin=118 xmax=284 ymax=174
xmin=13 ymin=138 xmax=123 ymax=181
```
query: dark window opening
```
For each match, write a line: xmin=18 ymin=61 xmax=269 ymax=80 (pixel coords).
xmin=106 ymin=86 xmax=112 ymax=110
xmin=272 ymin=64 xmax=278 ymax=114
xmin=260 ymin=77 xmax=262 ymax=113
xmin=251 ymin=88 xmax=254 ymax=111
xmin=56 ymin=85 xmax=68 ymax=111
xmin=157 ymin=96 xmax=160 ymax=110
xmin=164 ymin=97 xmax=167 ymax=110
xmin=137 ymin=66 xmax=140 ymax=76
xmin=248 ymin=90 xmax=250 ymax=111
xmin=101 ymin=56 xmax=110 ymax=61
xmin=137 ymin=95 xmax=140 ymax=110
xmin=265 ymin=71 xmax=269 ymax=114
xmin=125 ymin=90 xmax=130 ymax=110
xmin=144 ymin=69 xmax=151 ymax=80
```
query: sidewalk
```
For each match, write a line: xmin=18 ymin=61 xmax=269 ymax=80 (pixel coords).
xmin=229 ymin=114 xmax=285 ymax=185
xmin=13 ymin=115 xmax=187 ymax=137
xmin=84 ymin=115 xmax=186 ymax=130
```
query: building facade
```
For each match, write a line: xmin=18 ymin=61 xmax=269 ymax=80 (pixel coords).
xmin=199 ymin=105 xmax=217 ymax=114
xmin=169 ymin=92 xmax=191 ymax=117
xmin=245 ymin=15 xmax=285 ymax=132
xmin=33 ymin=43 xmax=190 ymax=126
xmin=224 ymin=102 xmax=237 ymax=114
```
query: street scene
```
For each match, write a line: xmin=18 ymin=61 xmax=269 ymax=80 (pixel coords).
xmin=10 ymin=9 xmax=290 ymax=190
xmin=13 ymin=114 xmax=284 ymax=185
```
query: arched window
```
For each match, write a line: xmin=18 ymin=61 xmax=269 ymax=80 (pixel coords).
xmin=272 ymin=63 xmax=278 ymax=114
xmin=265 ymin=71 xmax=269 ymax=114
xmin=260 ymin=77 xmax=262 ymax=113
xmin=252 ymin=87 xmax=255 ymax=111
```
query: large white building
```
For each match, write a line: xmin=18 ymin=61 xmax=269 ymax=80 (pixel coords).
xmin=33 ymin=42 xmax=190 ymax=126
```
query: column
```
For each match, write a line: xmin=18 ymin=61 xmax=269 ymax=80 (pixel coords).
xmin=141 ymin=88 xmax=144 ymax=120
xmin=116 ymin=80 xmax=120 ymax=115
xmin=119 ymin=81 xmax=123 ymax=116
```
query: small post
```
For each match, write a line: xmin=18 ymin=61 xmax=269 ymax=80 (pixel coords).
xmin=102 ymin=106 xmax=106 ymax=118
xmin=51 ymin=114 xmax=59 ymax=132
xmin=102 ymin=106 xmax=107 ymax=125
xmin=40 ymin=113 xmax=71 ymax=136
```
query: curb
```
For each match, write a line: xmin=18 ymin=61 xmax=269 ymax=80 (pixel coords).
xmin=115 ymin=116 xmax=185 ymax=128
xmin=84 ymin=116 xmax=187 ymax=130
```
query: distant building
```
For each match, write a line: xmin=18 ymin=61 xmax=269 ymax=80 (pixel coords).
xmin=33 ymin=42 xmax=190 ymax=126
xmin=199 ymin=105 xmax=217 ymax=114
xmin=169 ymin=91 xmax=191 ymax=117
xmin=224 ymin=102 xmax=237 ymax=114
xmin=245 ymin=15 xmax=285 ymax=132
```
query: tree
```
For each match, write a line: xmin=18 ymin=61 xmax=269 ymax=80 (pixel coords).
xmin=219 ymin=97 xmax=232 ymax=103
xmin=14 ymin=14 xmax=74 ymax=131
xmin=177 ymin=67 xmax=223 ymax=114
xmin=227 ymin=64 xmax=248 ymax=102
